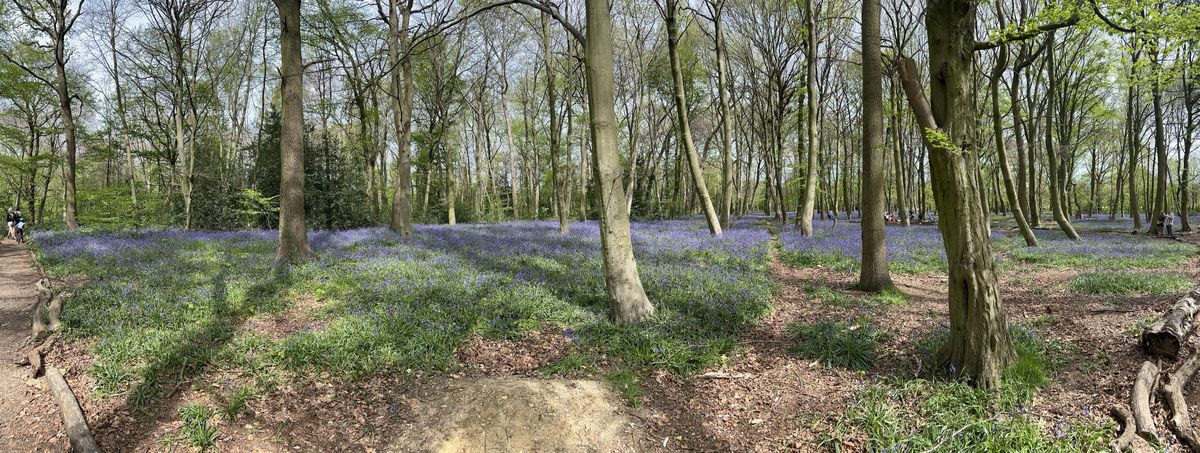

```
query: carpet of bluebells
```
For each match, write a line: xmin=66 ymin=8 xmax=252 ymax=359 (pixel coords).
xmin=777 ymin=218 xmax=1197 ymax=274
xmin=32 ymin=219 xmax=773 ymax=398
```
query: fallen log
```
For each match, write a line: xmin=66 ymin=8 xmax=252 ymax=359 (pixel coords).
xmin=1132 ymin=361 xmax=1160 ymax=444
xmin=45 ymin=367 xmax=100 ymax=453
xmin=1163 ymin=352 xmax=1200 ymax=452
xmin=1142 ymin=291 xmax=1200 ymax=359
xmin=1110 ymin=405 xmax=1137 ymax=453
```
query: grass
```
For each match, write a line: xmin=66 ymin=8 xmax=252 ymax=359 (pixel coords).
xmin=32 ymin=221 xmax=774 ymax=412
xmin=176 ymin=403 xmax=219 ymax=450
xmin=846 ymin=327 xmax=1109 ymax=451
xmin=786 ymin=318 xmax=886 ymax=370
xmin=539 ymin=353 xmax=597 ymax=376
xmin=605 ymin=369 xmax=644 ymax=407
xmin=1069 ymin=270 xmax=1192 ymax=296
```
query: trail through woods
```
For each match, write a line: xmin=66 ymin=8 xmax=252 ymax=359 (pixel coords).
xmin=0 ymin=239 xmax=65 ymax=450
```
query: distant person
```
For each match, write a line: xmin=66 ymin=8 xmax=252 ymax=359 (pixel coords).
xmin=5 ymin=208 xmax=16 ymax=240
xmin=1155 ymin=211 xmax=1167 ymax=237
xmin=1166 ymin=211 xmax=1175 ymax=238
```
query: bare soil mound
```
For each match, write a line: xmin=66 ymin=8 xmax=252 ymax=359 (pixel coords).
xmin=390 ymin=377 xmax=647 ymax=452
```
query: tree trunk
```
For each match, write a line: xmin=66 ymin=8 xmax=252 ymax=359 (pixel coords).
xmin=664 ymin=1 xmax=721 ymax=236
xmin=585 ymin=0 xmax=655 ymax=324
xmin=713 ymin=1 xmax=734 ymax=230
xmin=896 ymin=0 xmax=1015 ymax=389
xmin=544 ymin=14 xmax=569 ymax=234
xmin=857 ymin=0 xmax=891 ymax=291
xmin=798 ymin=0 xmax=820 ymax=235
xmin=991 ymin=46 xmax=1038 ymax=247
xmin=273 ymin=0 xmax=312 ymax=263
xmin=388 ymin=0 xmax=415 ymax=236
xmin=1042 ymin=32 xmax=1080 ymax=240
xmin=1150 ymin=55 xmax=1169 ymax=235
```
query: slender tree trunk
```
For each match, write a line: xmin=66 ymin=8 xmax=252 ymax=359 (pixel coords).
xmin=1150 ymin=54 xmax=1169 ymax=235
xmin=273 ymin=0 xmax=312 ymax=263
xmin=991 ymin=47 xmax=1037 ymax=246
xmin=857 ymin=0 xmax=891 ymax=291
xmin=664 ymin=1 xmax=721 ymax=236
xmin=798 ymin=0 xmax=819 ymax=235
xmin=1042 ymin=32 xmax=1080 ymax=240
xmin=713 ymin=1 xmax=734 ymax=230
xmin=544 ymin=14 xmax=569 ymax=234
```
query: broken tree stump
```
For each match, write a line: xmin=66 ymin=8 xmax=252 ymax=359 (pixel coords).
xmin=1142 ymin=290 xmax=1200 ymax=359
xmin=45 ymin=367 xmax=100 ymax=453
xmin=1132 ymin=361 xmax=1160 ymax=444
xmin=1163 ymin=351 xmax=1200 ymax=452
xmin=30 ymin=293 xmax=48 ymax=343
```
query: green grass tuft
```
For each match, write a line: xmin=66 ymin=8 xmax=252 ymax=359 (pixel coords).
xmin=605 ymin=369 xmax=644 ymax=407
xmin=1069 ymin=271 xmax=1192 ymax=296
xmin=787 ymin=318 xmax=886 ymax=370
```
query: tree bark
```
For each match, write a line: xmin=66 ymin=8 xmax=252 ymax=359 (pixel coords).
xmin=387 ymin=0 xmax=415 ymax=236
xmin=584 ymin=0 xmax=655 ymax=324
xmin=798 ymin=0 xmax=820 ymax=235
xmin=663 ymin=0 xmax=721 ymax=236
xmin=857 ymin=0 xmax=891 ymax=291
xmin=273 ymin=0 xmax=312 ymax=263
xmin=990 ymin=45 xmax=1038 ymax=247
xmin=544 ymin=14 xmax=569 ymax=234
xmin=896 ymin=0 xmax=1015 ymax=389
xmin=1042 ymin=31 xmax=1080 ymax=240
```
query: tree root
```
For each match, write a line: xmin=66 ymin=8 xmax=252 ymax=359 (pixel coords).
xmin=1132 ymin=361 xmax=1160 ymax=445
xmin=1110 ymin=405 xmax=1137 ymax=453
xmin=1163 ymin=352 xmax=1200 ymax=451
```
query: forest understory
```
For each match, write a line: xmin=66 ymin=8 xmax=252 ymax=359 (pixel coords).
xmin=6 ymin=215 xmax=1197 ymax=452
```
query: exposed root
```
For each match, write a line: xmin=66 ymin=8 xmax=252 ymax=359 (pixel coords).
xmin=1132 ymin=361 xmax=1160 ymax=445
xmin=1163 ymin=352 xmax=1200 ymax=451
xmin=1109 ymin=405 xmax=1137 ymax=453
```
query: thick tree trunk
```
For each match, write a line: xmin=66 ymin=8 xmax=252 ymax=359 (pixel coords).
xmin=857 ymin=0 xmax=891 ymax=291
xmin=273 ymin=0 xmax=312 ymax=263
xmin=897 ymin=0 xmax=1015 ymax=389
xmin=1127 ymin=77 xmax=1142 ymax=230
xmin=584 ymin=0 xmax=655 ymax=324
xmin=664 ymin=1 xmax=721 ymax=236
xmin=388 ymin=0 xmax=415 ymax=236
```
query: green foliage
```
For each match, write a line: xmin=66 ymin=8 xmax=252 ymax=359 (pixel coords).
xmin=848 ymin=327 xmax=1107 ymax=451
xmin=539 ymin=353 xmax=597 ymax=376
xmin=605 ymin=369 xmax=644 ymax=407
xmin=177 ymin=403 xmax=219 ymax=450
xmin=218 ymin=386 xmax=254 ymax=420
xmin=787 ymin=318 xmax=886 ymax=370
xmin=251 ymin=108 xmax=373 ymax=230
xmin=1069 ymin=271 xmax=1191 ymax=295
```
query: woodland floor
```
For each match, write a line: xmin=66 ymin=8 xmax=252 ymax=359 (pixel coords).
xmin=13 ymin=219 xmax=1200 ymax=452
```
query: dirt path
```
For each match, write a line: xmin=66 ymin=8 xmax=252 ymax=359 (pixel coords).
xmin=0 ymin=239 xmax=66 ymax=450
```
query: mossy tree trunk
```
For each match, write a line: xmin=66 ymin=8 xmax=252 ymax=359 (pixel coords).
xmin=896 ymin=0 xmax=1015 ymax=389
